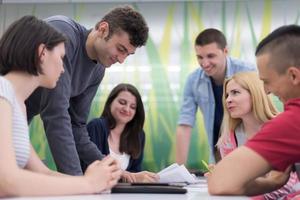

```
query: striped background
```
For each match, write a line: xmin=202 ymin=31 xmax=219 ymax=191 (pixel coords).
xmin=0 ymin=0 xmax=297 ymax=171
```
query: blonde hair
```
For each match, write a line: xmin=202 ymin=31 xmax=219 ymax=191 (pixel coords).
xmin=217 ymin=71 xmax=278 ymax=147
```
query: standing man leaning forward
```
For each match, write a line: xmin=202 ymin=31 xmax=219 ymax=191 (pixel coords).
xmin=26 ymin=6 xmax=149 ymax=175
xmin=175 ymin=28 xmax=255 ymax=164
xmin=208 ymin=25 xmax=300 ymax=197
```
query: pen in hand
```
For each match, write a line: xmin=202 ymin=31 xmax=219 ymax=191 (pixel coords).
xmin=201 ymin=160 xmax=212 ymax=173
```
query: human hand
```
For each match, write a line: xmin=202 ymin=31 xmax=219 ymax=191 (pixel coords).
xmin=122 ymin=171 xmax=159 ymax=183
xmin=265 ymin=166 xmax=292 ymax=189
xmin=84 ymin=155 xmax=122 ymax=193
xmin=121 ymin=170 xmax=137 ymax=183
xmin=134 ymin=171 xmax=159 ymax=183
xmin=204 ymin=164 xmax=215 ymax=178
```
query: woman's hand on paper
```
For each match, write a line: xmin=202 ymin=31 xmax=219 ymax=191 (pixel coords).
xmin=121 ymin=170 xmax=137 ymax=183
xmin=121 ymin=170 xmax=159 ymax=183
xmin=135 ymin=171 xmax=159 ymax=182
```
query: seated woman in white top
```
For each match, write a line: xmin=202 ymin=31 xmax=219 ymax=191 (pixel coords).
xmin=84 ymin=83 xmax=159 ymax=182
xmin=0 ymin=15 xmax=121 ymax=197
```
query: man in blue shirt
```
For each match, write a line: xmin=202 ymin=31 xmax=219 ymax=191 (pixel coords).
xmin=175 ymin=28 xmax=256 ymax=164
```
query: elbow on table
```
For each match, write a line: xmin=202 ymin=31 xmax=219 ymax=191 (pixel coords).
xmin=0 ymin=178 xmax=17 ymax=197
xmin=0 ymin=170 xmax=23 ymax=197
xmin=0 ymin=189 xmax=15 ymax=198
xmin=208 ymin=177 xmax=245 ymax=196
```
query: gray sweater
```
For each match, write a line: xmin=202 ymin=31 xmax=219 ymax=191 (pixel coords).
xmin=26 ymin=15 xmax=105 ymax=175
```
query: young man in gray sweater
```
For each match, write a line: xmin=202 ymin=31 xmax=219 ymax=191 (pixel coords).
xmin=26 ymin=6 xmax=149 ymax=175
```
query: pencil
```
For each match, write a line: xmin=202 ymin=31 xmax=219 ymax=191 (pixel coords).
xmin=201 ymin=159 xmax=212 ymax=173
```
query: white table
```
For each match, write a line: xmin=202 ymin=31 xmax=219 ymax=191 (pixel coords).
xmin=1 ymin=193 xmax=250 ymax=200
xmin=1 ymin=185 xmax=250 ymax=200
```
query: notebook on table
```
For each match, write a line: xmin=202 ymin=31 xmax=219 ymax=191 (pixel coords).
xmin=111 ymin=182 xmax=187 ymax=194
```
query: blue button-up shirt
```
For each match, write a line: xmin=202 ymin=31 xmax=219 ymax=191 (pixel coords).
xmin=178 ymin=56 xmax=256 ymax=162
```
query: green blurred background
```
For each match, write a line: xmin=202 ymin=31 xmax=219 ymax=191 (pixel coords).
xmin=0 ymin=0 xmax=296 ymax=172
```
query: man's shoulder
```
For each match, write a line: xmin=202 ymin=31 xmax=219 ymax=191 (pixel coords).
xmin=228 ymin=56 xmax=256 ymax=70
xmin=227 ymin=57 xmax=256 ymax=76
xmin=281 ymin=98 xmax=300 ymax=121
xmin=259 ymin=101 xmax=300 ymax=135
xmin=187 ymin=67 xmax=205 ymax=80
xmin=45 ymin=15 xmax=87 ymax=34
xmin=45 ymin=15 xmax=74 ymax=25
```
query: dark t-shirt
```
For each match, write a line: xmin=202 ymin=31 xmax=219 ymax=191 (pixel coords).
xmin=211 ymin=78 xmax=224 ymax=146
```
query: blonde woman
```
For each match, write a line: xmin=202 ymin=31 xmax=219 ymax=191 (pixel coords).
xmin=217 ymin=71 xmax=298 ymax=199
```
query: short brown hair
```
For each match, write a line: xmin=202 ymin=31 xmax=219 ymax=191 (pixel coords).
xmin=255 ymin=25 xmax=300 ymax=74
xmin=96 ymin=5 xmax=149 ymax=47
xmin=195 ymin=28 xmax=227 ymax=49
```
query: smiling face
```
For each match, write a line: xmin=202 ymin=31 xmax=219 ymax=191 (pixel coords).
xmin=39 ymin=42 xmax=65 ymax=88
xmin=94 ymin=31 xmax=136 ymax=67
xmin=225 ymin=79 xmax=252 ymax=119
xmin=195 ymin=42 xmax=227 ymax=80
xmin=87 ymin=22 xmax=136 ymax=68
xmin=110 ymin=90 xmax=137 ymax=125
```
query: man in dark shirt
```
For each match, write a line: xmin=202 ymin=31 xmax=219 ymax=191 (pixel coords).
xmin=26 ymin=6 xmax=149 ymax=175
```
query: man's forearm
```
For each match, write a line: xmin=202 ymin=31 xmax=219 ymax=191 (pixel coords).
xmin=175 ymin=139 xmax=189 ymax=164
xmin=73 ymin=127 xmax=104 ymax=167
xmin=42 ymin=110 xmax=83 ymax=175
xmin=46 ymin=131 xmax=83 ymax=175
xmin=207 ymin=146 xmax=273 ymax=196
xmin=208 ymin=176 xmax=275 ymax=196
xmin=175 ymin=125 xmax=192 ymax=165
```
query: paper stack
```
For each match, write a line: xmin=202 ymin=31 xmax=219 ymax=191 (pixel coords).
xmin=158 ymin=163 xmax=200 ymax=184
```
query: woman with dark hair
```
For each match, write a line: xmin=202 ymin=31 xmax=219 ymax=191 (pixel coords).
xmin=0 ymin=15 xmax=121 ymax=197
xmin=85 ymin=83 xmax=158 ymax=182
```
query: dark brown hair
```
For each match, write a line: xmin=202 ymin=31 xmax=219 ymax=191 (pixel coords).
xmin=95 ymin=5 xmax=148 ymax=47
xmin=0 ymin=15 xmax=66 ymax=75
xmin=255 ymin=24 xmax=300 ymax=74
xmin=195 ymin=28 xmax=227 ymax=49
xmin=101 ymin=83 xmax=145 ymax=159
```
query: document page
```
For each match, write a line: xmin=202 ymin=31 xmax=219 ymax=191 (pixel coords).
xmin=158 ymin=163 xmax=200 ymax=184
